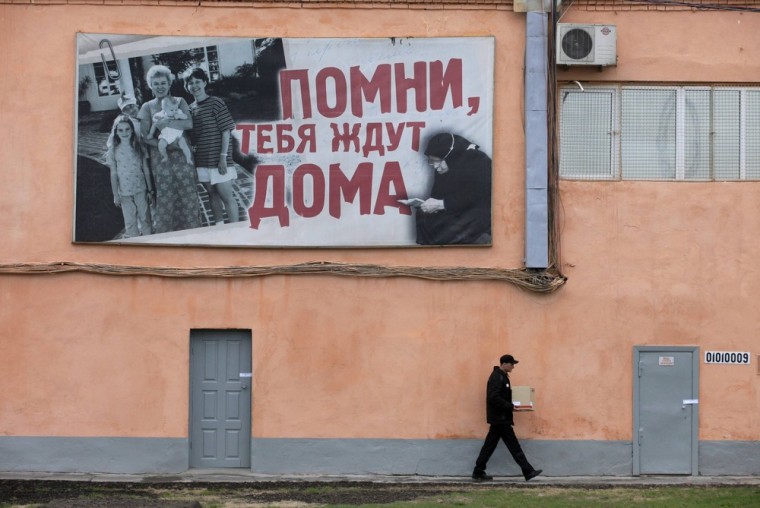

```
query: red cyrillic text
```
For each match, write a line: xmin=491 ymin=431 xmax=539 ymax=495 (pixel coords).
xmin=280 ymin=59 xmax=465 ymax=119
xmin=248 ymin=162 xmax=411 ymax=229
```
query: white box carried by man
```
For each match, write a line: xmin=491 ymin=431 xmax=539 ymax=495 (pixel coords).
xmin=512 ymin=386 xmax=535 ymax=411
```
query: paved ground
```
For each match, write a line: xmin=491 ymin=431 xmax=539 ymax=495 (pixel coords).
xmin=1 ymin=470 xmax=758 ymax=486
xmin=2 ymin=472 xmax=757 ymax=507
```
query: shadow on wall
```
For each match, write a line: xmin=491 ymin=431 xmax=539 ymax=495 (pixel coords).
xmin=75 ymin=156 xmax=124 ymax=242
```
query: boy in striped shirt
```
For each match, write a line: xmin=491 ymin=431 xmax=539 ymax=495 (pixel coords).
xmin=185 ymin=67 xmax=241 ymax=224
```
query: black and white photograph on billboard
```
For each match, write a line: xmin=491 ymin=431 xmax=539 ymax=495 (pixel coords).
xmin=74 ymin=34 xmax=494 ymax=247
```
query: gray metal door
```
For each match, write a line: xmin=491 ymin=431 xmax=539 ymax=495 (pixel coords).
xmin=634 ymin=347 xmax=699 ymax=475
xmin=190 ymin=330 xmax=252 ymax=468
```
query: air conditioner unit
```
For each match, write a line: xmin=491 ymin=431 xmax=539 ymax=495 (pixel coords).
xmin=557 ymin=24 xmax=617 ymax=66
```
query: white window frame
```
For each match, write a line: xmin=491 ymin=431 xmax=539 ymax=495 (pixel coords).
xmin=187 ymin=46 xmax=221 ymax=82
xmin=204 ymin=45 xmax=221 ymax=82
xmin=620 ymin=85 xmax=679 ymax=181
xmin=559 ymin=85 xmax=619 ymax=180
xmin=740 ymin=88 xmax=747 ymax=180
xmin=92 ymin=61 xmax=121 ymax=97
xmin=559 ymin=84 xmax=760 ymax=181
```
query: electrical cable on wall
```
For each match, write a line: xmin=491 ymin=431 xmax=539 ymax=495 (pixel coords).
xmin=0 ymin=262 xmax=567 ymax=293
xmin=547 ymin=0 xmax=564 ymax=276
xmin=2 ymin=0 xmax=575 ymax=293
xmin=622 ymin=0 xmax=760 ymax=12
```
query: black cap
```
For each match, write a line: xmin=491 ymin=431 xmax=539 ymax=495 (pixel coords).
xmin=500 ymin=354 xmax=519 ymax=365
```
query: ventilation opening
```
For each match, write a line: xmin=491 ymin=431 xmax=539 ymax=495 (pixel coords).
xmin=562 ymin=29 xmax=593 ymax=60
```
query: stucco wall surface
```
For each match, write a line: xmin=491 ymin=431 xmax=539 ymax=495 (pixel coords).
xmin=0 ymin=4 xmax=758 ymax=449
xmin=558 ymin=10 xmax=760 ymax=82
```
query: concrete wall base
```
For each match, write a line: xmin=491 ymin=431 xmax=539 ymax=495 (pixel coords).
xmin=0 ymin=437 xmax=188 ymax=474
xmin=250 ymin=438 xmax=632 ymax=476
xmin=1 ymin=437 xmax=758 ymax=475
xmin=699 ymin=441 xmax=760 ymax=475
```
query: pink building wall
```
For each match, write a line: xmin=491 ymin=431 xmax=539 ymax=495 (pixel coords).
xmin=0 ymin=1 xmax=758 ymax=474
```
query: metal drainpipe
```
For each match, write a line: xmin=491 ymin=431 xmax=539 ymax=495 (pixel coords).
xmin=524 ymin=10 xmax=549 ymax=269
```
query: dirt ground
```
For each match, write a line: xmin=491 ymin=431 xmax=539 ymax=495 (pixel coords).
xmin=0 ymin=480 xmax=492 ymax=507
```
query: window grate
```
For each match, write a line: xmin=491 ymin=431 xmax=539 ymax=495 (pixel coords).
xmin=559 ymin=84 xmax=760 ymax=181
xmin=621 ymin=87 xmax=677 ymax=180
xmin=559 ymin=89 xmax=615 ymax=179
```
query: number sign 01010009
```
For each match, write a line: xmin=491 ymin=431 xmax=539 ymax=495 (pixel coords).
xmin=704 ymin=351 xmax=751 ymax=365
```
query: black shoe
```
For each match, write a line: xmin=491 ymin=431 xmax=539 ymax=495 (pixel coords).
xmin=472 ymin=472 xmax=494 ymax=482
xmin=524 ymin=469 xmax=542 ymax=481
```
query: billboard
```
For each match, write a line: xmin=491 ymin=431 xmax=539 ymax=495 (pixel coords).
xmin=75 ymin=34 xmax=494 ymax=247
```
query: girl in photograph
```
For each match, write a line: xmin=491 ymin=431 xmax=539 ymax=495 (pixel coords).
xmin=184 ymin=67 xmax=242 ymax=224
xmin=137 ymin=64 xmax=201 ymax=234
xmin=105 ymin=115 xmax=154 ymax=238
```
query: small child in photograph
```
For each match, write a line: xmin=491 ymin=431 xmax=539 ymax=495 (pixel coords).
xmin=105 ymin=115 xmax=155 ymax=238
xmin=117 ymin=94 xmax=142 ymax=139
xmin=147 ymin=96 xmax=193 ymax=163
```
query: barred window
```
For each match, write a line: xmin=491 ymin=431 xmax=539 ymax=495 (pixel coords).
xmin=205 ymin=46 xmax=221 ymax=82
xmin=93 ymin=62 xmax=121 ymax=97
xmin=187 ymin=46 xmax=221 ymax=82
xmin=559 ymin=88 xmax=615 ymax=179
xmin=559 ymin=85 xmax=760 ymax=181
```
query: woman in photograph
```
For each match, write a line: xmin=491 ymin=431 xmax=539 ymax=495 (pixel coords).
xmin=137 ymin=64 xmax=201 ymax=234
xmin=414 ymin=132 xmax=492 ymax=245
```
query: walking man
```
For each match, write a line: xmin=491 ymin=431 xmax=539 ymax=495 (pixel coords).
xmin=472 ymin=354 xmax=542 ymax=481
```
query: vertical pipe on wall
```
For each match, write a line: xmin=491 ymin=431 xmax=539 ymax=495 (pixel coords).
xmin=524 ymin=11 xmax=550 ymax=269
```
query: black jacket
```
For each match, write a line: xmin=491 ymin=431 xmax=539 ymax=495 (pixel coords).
xmin=485 ymin=366 xmax=514 ymax=425
xmin=416 ymin=135 xmax=492 ymax=245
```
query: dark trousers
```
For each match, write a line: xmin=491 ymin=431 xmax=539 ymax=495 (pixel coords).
xmin=474 ymin=423 xmax=534 ymax=475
